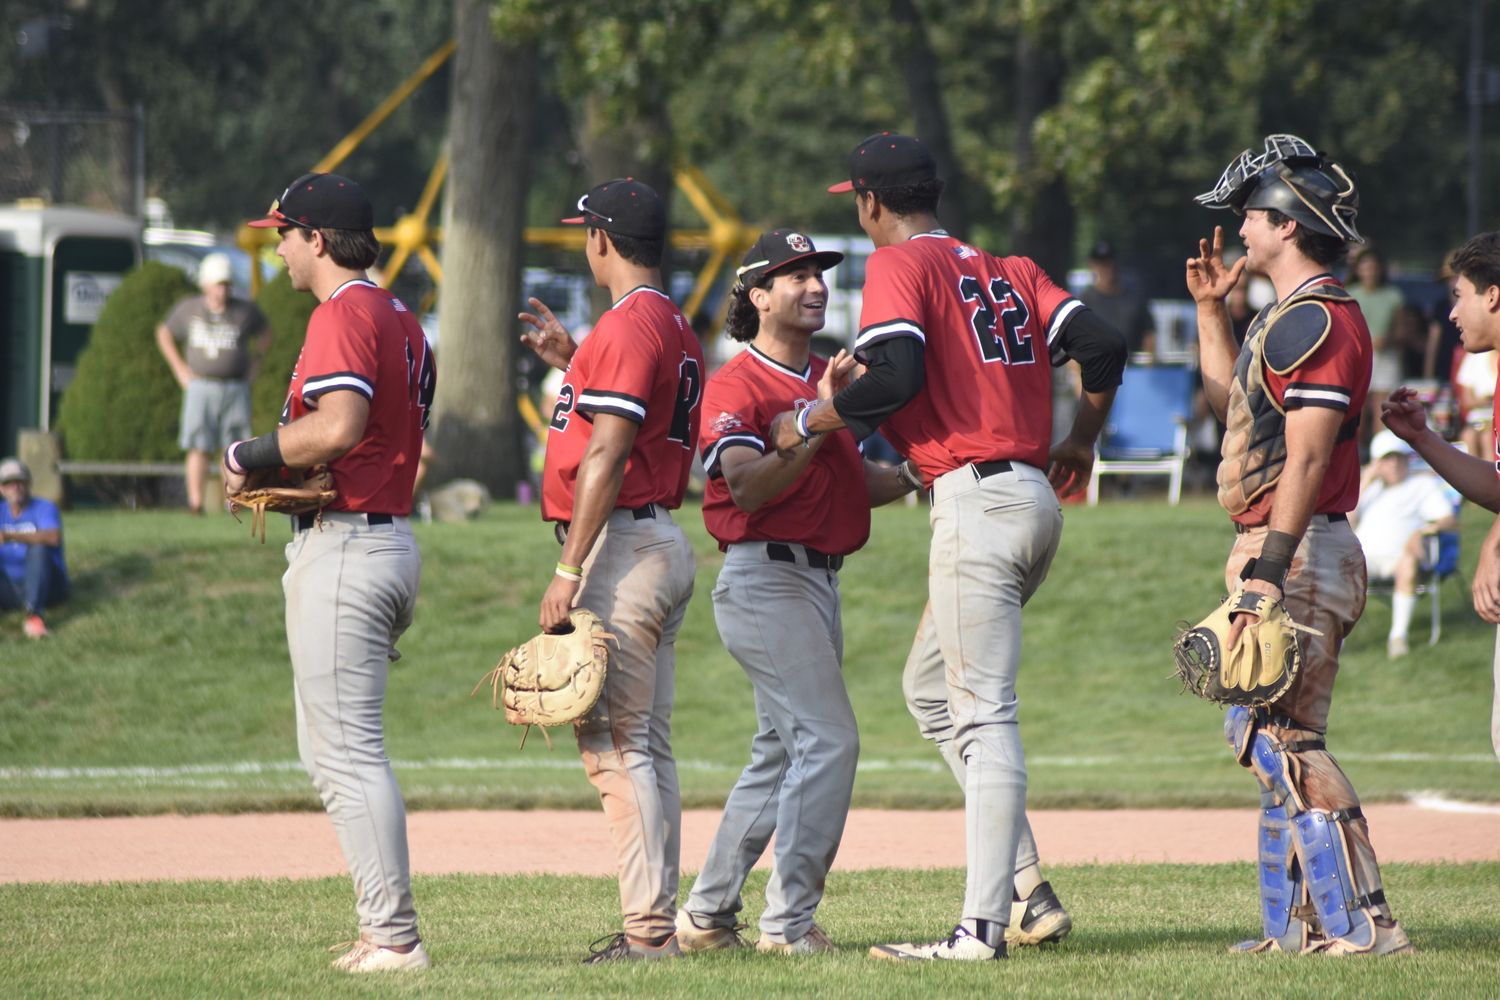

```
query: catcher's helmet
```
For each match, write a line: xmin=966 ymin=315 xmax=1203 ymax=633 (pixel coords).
xmin=1196 ymin=134 xmax=1362 ymax=244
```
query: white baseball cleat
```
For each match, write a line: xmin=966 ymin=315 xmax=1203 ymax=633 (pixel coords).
xmin=869 ymin=924 xmax=1006 ymax=961
xmin=329 ymin=940 xmax=431 ymax=972
xmin=756 ymin=923 xmax=839 ymax=954
xmin=674 ymin=910 xmax=747 ymax=951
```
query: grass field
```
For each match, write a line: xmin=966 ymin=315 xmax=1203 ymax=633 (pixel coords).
xmin=1 ymin=496 xmax=1498 ymax=816
xmin=4 ymin=864 xmax=1500 ymax=998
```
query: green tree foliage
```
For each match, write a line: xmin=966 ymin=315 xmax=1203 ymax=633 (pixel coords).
xmin=250 ymin=273 xmax=317 ymax=436
xmin=56 ymin=262 xmax=195 ymax=460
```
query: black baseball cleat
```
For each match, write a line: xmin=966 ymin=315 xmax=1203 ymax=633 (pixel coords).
xmin=1006 ymin=881 xmax=1073 ymax=947
xmin=581 ymin=932 xmax=682 ymax=964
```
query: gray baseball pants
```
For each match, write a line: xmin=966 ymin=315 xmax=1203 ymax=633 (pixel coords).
xmin=283 ymin=512 xmax=422 ymax=947
xmin=903 ymin=462 xmax=1062 ymax=925
xmin=573 ymin=506 xmax=697 ymax=941
xmin=685 ymin=541 xmax=859 ymax=944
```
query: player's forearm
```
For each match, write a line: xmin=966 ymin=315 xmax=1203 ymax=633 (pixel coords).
xmin=1407 ymin=429 xmax=1500 ymax=512
xmin=1064 ymin=388 xmax=1116 ymax=448
xmin=801 ymin=398 xmax=846 ymax=435
xmin=559 ymin=443 xmax=629 ymax=569
xmin=1196 ymin=302 xmax=1236 ymax=420
xmin=864 ymin=460 xmax=917 ymax=506
xmin=723 ymin=444 xmax=822 ymax=514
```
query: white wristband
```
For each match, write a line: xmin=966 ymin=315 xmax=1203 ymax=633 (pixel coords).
xmin=795 ymin=407 xmax=813 ymax=441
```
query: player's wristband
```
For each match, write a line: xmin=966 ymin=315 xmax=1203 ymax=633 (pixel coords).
xmin=557 ymin=562 xmax=583 ymax=576
xmin=555 ymin=567 xmax=583 ymax=582
xmin=895 ymin=459 xmax=924 ymax=492
xmin=1247 ymin=530 xmax=1299 ymax=591
xmin=795 ymin=406 xmax=814 ymax=443
xmin=228 ymin=430 xmax=283 ymax=473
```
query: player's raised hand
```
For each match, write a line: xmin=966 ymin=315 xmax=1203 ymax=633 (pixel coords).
xmin=817 ymin=350 xmax=858 ymax=401
xmin=1380 ymin=387 xmax=1430 ymax=443
xmin=519 ymin=298 xmax=578 ymax=370
xmin=1186 ymin=226 xmax=1247 ymax=305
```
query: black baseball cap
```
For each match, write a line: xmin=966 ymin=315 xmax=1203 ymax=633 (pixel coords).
xmin=828 ymin=132 xmax=937 ymax=193
xmin=1089 ymin=241 xmax=1116 ymax=261
xmin=736 ymin=230 xmax=844 ymax=286
xmin=248 ymin=173 xmax=375 ymax=230
xmin=562 ymin=178 xmax=666 ymax=239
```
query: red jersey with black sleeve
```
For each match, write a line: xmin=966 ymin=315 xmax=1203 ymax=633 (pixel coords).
xmin=855 ymin=234 xmax=1081 ymax=481
xmin=281 ymin=279 xmax=435 ymax=515
xmin=541 ymin=286 xmax=705 ymax=522
xmin=700 ymin=346 xmax=870 ymax=555
xmin=1234 ymin=278 xmax=1371 ymax=526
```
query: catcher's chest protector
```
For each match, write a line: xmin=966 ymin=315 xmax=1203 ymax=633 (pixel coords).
xmin=1217 ymin=286 xmax=1352 ymax=515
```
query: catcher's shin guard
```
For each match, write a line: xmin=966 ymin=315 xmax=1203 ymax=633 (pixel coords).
xmin=1290 ymin=808 xmax=1376 ymax=946
xmin=1247 ymin=730 xmax=1301 ymax=809
xmin=1256 ymin=794 xmax=1305 ymax=947
xmin=1225 ymin=706 xmax=1255 ymax=765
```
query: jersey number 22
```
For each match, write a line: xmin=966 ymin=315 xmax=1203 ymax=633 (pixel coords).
xmin=960 ymin=275 xmax=1033 ymax=365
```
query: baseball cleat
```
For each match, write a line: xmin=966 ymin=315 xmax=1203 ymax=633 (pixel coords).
xmin=1006 ymin=880 xmax=1072 ymax=946
xmin=23 ymin=614 xmax=49 ymax=639
xmin=757 ymin=923 xmax=838 ymax=954
xmin=1387 ymin=635 xmax=1409 ymax=659
xmin=674 ymin=910 xmax=747 ymax=951
xmin=1308 ymin=921 xmax=1415 ymax=957
xmin=582 ymin=932 xmax=682 ymax=964
xmin=329 ymin=940 xmax=430 ymax=972
xmin=1229 ymin=937 xmax=1288 ymax=953
xmin=869 ymin=924 xmax=1006 ymax=961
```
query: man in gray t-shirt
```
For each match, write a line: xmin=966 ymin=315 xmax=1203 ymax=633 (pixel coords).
xmin=155 ymin=253 xmax=273 ymax=515
xmin=1078 ymin=241 xmax=1155 ymax=358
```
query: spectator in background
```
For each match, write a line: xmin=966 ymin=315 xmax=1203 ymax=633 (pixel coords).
xmin=1425 ymin=252 xmax=1464 ymax=381
xmin=155 ymin=253 xmax=273 ymax=515
xmin=0 ymin=458 xmax=69 ymax=640
xmin=1348 ymin=248 xmax=1406 ymax=435
xmin=1454 ymin=346 xmax=1498 ymax=463
xmin=1226 ymin=265 xmax=1256 ymax=346
xmin=1354 ymin=432 xmax=1459 ymax=659
xmin=1080 ymin=241 xmax=1155 ymax=358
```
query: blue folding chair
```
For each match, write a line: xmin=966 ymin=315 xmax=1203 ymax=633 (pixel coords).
xmin=1087 ymin=364 xmax=1196 ymax=505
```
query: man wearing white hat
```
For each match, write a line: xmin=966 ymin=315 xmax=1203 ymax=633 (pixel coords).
xmin=1353 ymin=431 xmax=1459 ymax=658
xmin=155 ymin=252 xmax=273 ymax=514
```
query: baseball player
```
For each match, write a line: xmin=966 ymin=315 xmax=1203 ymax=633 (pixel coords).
xmin=1382 ymin=232 xmax=1500 ymax=765
xmin=230 ymin=173 xmax=436 ymax=972
xmin=768 ymin=133 xmax=1127 ymax=960
xmin=673 ymin=231 xmax=919 ymax=956
xmin=519 ymin=179 xmax=704 ymax=963
xmin=1187 ymin=134 xmax=1411 ymax=955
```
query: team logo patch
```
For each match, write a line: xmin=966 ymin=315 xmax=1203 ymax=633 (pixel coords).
xmin=785 ymin=232 xmax=812 ymax=253
xmin=793 ymin=397 xmax=815 ymax=412
xmin=953 ymin=244 xmax=979 ymax=259
xmin=711 ymin=411 xmax=744 ymax=433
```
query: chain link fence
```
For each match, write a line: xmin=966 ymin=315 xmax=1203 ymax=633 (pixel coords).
xmin=0 ymin=103 xmax=144 ymax=216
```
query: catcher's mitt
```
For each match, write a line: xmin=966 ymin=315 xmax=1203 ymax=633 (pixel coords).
xmin=472 ymin=608 xmax=617 ymax=749
xmin=228 ymin=465 xmax=337 ymax=543
xmin=1173 ymin=589 xmax=1323 ymax=707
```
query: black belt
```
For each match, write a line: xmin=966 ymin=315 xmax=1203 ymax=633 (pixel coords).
xmin=766 ymin=542 xmax=844 ymax=571
xmin=554 ymin=503 xmax=659 ymax=544
xmin=974 ymin=460 xmax=1013 ymax=479
xmin=1235 ymin=511 xmax=1346 ymax=535
xmin=295 ymin=511 xmax=392 ymax=531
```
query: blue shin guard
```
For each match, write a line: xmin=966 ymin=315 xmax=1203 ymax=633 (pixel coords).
xmin=1290 ymin=809 xmax=1375 ymax=947
xmin=1257 ymin=796 xmax=1299 ymax=941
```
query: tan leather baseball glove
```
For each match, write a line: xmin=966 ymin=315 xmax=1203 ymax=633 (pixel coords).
xmin=472 ymin=608 xmax=616 ymax=748
xmin=1173 ymin=588 xmax=1323 ymax=707
xmin=228 ymin=465 xmax=337 ymax=543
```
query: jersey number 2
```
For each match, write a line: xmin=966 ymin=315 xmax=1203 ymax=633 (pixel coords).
xmin=668 ymin=354 xmax=702 ymax=447
xmin=959 ymin=276 xmax=1033 ymax=365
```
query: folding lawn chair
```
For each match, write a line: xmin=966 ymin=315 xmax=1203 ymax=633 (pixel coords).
xmin=1087 ymin=364 xmax=1196 ymax=506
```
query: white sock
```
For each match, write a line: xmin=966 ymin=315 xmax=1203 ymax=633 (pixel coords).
xmin=1013 ymin=862 xmax=1044 ymax=900
xmin=1391 ymin=593 xmax=1416 ymax=640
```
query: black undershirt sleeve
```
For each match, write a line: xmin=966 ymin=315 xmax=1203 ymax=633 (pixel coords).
xmin=1054 ymin=306 xmax=1128 ymax=393
xmin=830 ymin=335 xmax=925 ymax=441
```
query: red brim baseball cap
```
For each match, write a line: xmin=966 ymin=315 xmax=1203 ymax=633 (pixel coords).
xmin=247 ymin=173 xmax=374 ymax=229
xmin=827 ymin=180 xmax=856 ymax=194
xmin=561 ymin=178 xmax=666 ymax=239
xmin=828 ymin=133 xmax=936 ymax=194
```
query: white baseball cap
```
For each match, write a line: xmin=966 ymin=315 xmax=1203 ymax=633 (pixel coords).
xmin=197 ymin=252 xmax=233 ymax=288
xmin=0 ymin=457 xmax=31 ymax=483
xmin=1370 ymin=430 xmax=1413 ymax=460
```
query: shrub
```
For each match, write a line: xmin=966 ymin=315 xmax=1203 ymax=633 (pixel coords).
xmin=251 ymin=272 xmax=317 ymax=434
xmin=56 ymin=261 xmax=195 ymax=460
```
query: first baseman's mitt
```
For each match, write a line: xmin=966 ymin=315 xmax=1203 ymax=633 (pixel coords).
xmin=472 ymin=608 xmax=617 ymax=749
xmin=1173 ymin=589 xmax=1323 ymax=707
xmin=228 ymin=465 xmax=337 ymax=543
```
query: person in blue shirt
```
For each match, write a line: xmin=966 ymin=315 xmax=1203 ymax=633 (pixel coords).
xmin=0 ymin=458 xmax=69 ymax=639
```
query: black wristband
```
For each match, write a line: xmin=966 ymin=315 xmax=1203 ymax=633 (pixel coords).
xmin=1248 ymin=529 xmax=1298 ymax=590
xmin=233 ymin=429 xmax=284 ymax=471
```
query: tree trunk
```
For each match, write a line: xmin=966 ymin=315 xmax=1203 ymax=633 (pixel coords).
xmin=1011 ymin=29 xmax=1074 ymax=284
xmin=889 ymin=0 xmax=968 ymax=240
xmin=430 ymin=0 xmax=537 ymax=497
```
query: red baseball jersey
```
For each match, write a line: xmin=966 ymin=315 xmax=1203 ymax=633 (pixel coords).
xmin=542 ymin=286 xmax=705 ymax=521
xmin=700 ymin=346 xmax=870 ymax=555
xmin=281 ymin=279 xmax=435 ymax=515
xmin=1235 ymin=277 xmax=1371 ymax=526
xmin=855 ymin=234 xmax=1081 ymax=482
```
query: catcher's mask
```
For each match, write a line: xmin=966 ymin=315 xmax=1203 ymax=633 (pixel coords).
xmin=1195 ymin=133 xmax=1362 ymax=244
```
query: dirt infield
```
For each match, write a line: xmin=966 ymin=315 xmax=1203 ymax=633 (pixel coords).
xmin=4 ymin=799 xmax=1499 ymax=883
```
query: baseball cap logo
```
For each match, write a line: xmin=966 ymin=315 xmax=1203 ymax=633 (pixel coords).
xmin=785 ymin=232 xmax=812 ymax=253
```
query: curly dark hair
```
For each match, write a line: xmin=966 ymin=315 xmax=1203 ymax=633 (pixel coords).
xmin=861 ymin=178 xmax=946 ymax=218
xmin=1262 ymin=209 xmax=1347 ymax=268
xmin=723 ymin=273 xmax=776 ymax=343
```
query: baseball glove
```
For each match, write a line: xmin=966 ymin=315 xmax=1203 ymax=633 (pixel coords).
xmin=1173 ymin=589 xmax=1323 ymax=707
xmin=228 ymin=465 xmax=337 ymax=543
xmin=472 ymin=608 xmax=617 ymax=749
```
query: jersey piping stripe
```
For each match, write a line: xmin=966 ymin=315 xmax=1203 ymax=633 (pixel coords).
xmin=302 ymin=371 xmax=375 ymax=400
xmin=747 ymin=345 xmax=812 ymax=381
xmin=328 ymin=278 xmax=380 ymax=300
xmin=702 ymin=433 xmax=766 ymax=477
xmin=1046 ymin=298 xmax=1084 ymax=344
xmin=1284 ymin=383 xmax=1352 ymax=409
xmin=610 ymin=285 xmax=674 ymax=309
xmin=576 ymin=389 xmax=648 ymax=422
xmin=854 ymin=318 xmax=926 ymax=350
